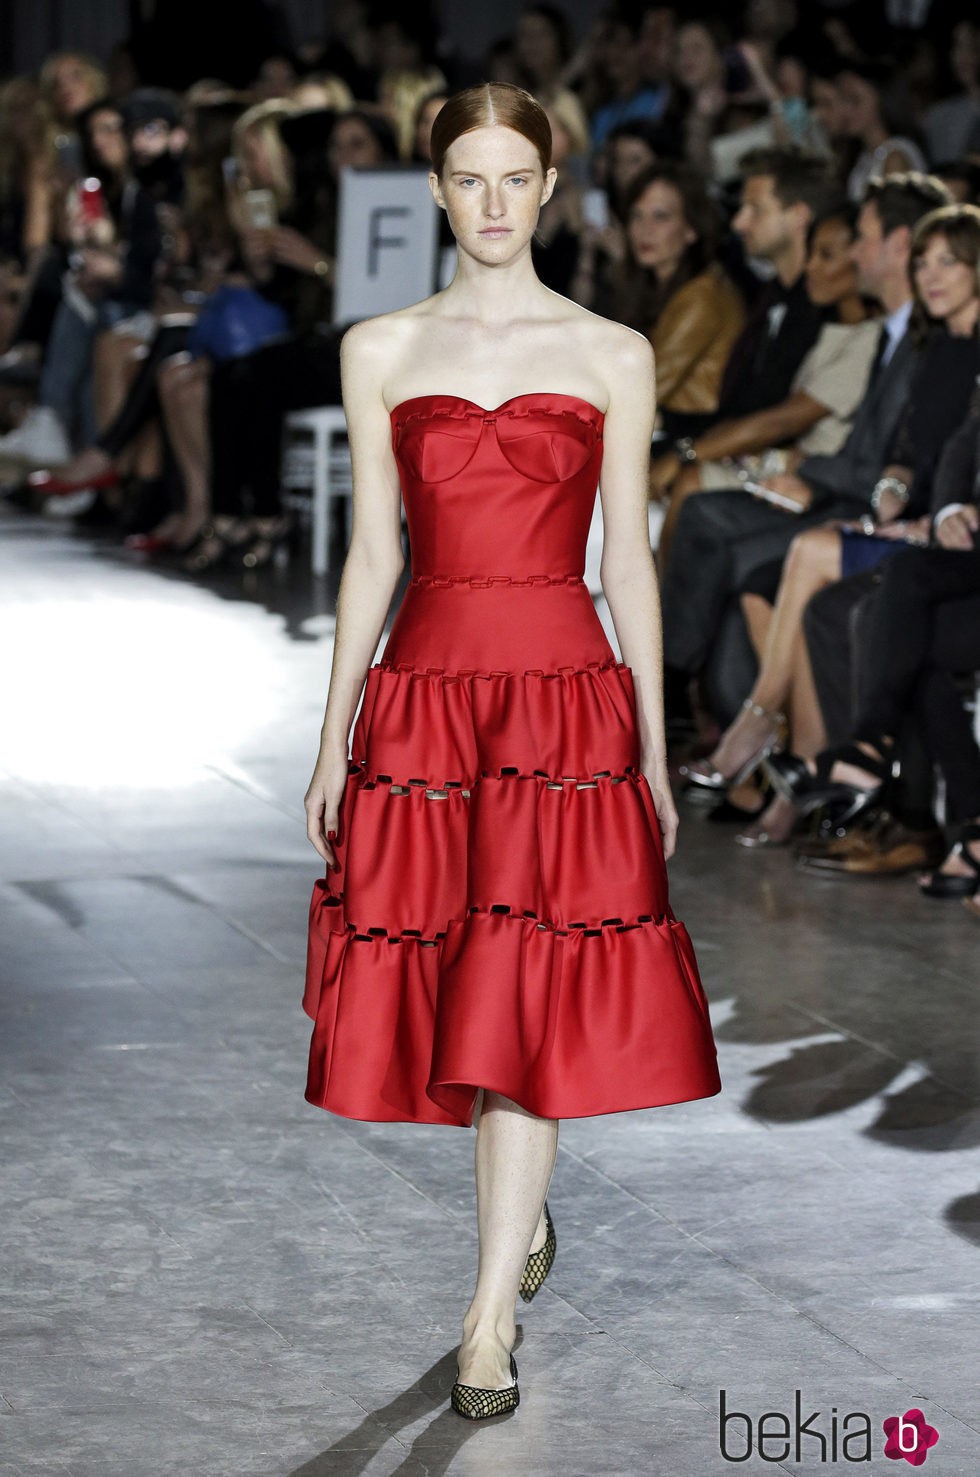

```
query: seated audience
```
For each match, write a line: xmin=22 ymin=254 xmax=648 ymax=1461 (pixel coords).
xmin=650 ymin=146 xmax=838 ymax=510
xmin=658 ymin=199 xmax=879 ymax=555
xmin=659 ymin=172 xmax=951 ymax=731
xmin=0 ymin=94 xmax=161 ymax=468
xmin=680 ymin=202 xmax=980 ymax=846
xmin=769 ymin=398 xmax=980 ymax=914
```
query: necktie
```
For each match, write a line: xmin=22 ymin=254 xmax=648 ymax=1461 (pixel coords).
xmin=869 ymin=323 xmax=892 ymax=383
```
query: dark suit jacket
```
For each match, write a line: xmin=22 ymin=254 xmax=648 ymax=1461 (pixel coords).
xmin=930 ymin=379 xmax=980 ymax=519
xmin=798 ymin=330 xmax=918 ymax=513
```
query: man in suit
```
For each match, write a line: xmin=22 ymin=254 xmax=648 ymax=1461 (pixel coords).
xmin=660 ymin=172 xmax=951 ymax=726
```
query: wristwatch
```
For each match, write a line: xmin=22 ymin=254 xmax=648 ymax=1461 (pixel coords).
xmin=675 ymin=436 xmax=698 ymax=464
xmin=870 ymin=475 xmax=909 ymax=515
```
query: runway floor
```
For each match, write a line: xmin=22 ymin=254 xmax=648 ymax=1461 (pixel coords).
xmin=1 ymin=505 xmax=978 ymax=1476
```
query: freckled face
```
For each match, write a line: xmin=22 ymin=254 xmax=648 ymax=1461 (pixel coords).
xmin=430 ymin=125 xmax=556 ymax=259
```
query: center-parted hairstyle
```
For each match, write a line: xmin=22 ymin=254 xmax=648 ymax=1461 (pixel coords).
xmin=429 ymin=81 xmax=552 ymax=180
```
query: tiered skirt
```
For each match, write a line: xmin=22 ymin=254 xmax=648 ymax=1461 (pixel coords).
xmin=303 ymin=651 xmax=721 ymax=1128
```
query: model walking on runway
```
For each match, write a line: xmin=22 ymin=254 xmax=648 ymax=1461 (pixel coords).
xmin=303 ymin=81 xmax=721 ymax=1421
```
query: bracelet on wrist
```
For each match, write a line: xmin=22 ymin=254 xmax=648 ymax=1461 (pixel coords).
xmin=870 ymin=475 xmax=909 ymax=515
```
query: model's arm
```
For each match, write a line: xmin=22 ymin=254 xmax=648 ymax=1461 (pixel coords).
xmin=597 ymin=329 xmax=679 ymax=859
xmin=304 ymin=320 xmax=407 ymax=865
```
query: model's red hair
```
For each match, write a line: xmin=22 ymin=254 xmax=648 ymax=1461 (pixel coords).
xmin=429 ymin=81 xmax=552 ymax=179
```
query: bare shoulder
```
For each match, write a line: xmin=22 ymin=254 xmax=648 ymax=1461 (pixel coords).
xmin=339 ymin=303 xmax=420 ymax=371
xmin=339 ymin=298 xmax=440 ymax=403
xmin=581 ymin=314 xmax=655 ymax=416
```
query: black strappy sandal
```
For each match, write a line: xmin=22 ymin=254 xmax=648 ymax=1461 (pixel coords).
xmin=920 ymin=822 xmax=980 ymax=899
xmin=765 ymin=735 xmax=896 ymax=820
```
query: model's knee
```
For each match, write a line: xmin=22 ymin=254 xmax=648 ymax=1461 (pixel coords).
xmin=480 ymin=1090 xmax=555 ymax=1125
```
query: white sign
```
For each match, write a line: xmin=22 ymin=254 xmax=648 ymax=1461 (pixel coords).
xmin=333 ymin=165 xmax=440 ymax=324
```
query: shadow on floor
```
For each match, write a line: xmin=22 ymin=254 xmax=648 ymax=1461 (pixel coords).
xmin=285 ymin=1346 xmax=520 ymax=1475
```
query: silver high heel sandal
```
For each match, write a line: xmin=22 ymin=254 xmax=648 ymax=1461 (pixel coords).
xmin=679 ymin=699 xmax=786 ymax=793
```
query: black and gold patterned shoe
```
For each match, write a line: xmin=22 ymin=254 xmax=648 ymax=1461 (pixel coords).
xmin=450 ymin=1353 xmax=519 ymax=1420
xmin=519 ymin=1201 xmax=556 ymax=1302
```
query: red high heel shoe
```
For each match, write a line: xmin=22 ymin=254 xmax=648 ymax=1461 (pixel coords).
xmin=28 ymin=467 xmax=120 ymax=496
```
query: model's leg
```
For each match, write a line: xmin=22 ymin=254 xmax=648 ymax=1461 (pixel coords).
xmin=459 ymin=1091 xmax=557 ymax=1389
xmin=472 ymin=1090 xmax=549 ymax=1253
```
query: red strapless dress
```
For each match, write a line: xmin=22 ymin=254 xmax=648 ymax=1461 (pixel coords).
xmin=303 ymin=392 xmax=722 ymax=1127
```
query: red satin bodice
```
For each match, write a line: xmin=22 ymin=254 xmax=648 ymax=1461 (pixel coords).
xmin=390 ymin=392 xmax=604 ymax=578
xmin=383 ymin=394 xmax=614 ymax=674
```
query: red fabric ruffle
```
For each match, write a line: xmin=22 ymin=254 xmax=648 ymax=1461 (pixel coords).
xmin=303 ymin=660 xmax=722 ymax=1127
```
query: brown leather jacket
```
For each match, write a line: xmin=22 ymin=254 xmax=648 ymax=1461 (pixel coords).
xmin=650 ymin=264 xmax=746 ymax=415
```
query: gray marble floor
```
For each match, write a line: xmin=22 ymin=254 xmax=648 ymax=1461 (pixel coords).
xmin=1 ymin=506 xmax=978 ymax=1476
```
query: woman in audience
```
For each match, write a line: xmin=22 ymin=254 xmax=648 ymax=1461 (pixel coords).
xmin=838 ymin=60 xmax=927 ymax=202
xmin=25 ymin=53 xmax=109 ymax=263
xmin=411 ymin=88 xmax=448 ymax=164
xmin=513 ymin=4 xmax=575 ymax=105
xmin=0 ymin=54 xmax=108 ymax=384
xmin=681 ymin=203 xmax=980 ymax=845
xmin=612 ymin=161 xmax=745 ymax=440
xmin=567 ymin=119 xmax=662 ymax=313
xmin=663 ymin=18 xmax=773 ymax=179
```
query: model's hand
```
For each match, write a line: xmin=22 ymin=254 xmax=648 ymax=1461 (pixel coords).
xmin=645 ymin=768 xmax=679 ymax=861
xmin=305 ymin=752 xmax=349 ymax=866
xmin=936 ymin=505 xmax=978 ymax=550
xmin=758 ymin=474 xmax=813 ymax=511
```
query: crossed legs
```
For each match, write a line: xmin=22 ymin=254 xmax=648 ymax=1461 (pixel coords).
xmin=458 ymin=1089 xmax=556 ymax=1389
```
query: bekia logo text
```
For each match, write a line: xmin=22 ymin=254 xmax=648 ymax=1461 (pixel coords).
xmin=719 ymin=1390 xmax=940 ymax=1464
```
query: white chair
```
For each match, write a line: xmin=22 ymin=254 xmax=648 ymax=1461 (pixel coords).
xmin=282 ymin=406 xmax=352 ymax=577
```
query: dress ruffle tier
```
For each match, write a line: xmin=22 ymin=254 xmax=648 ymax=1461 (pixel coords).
xmin=303 ymin=655 xmax=721 ymax=1128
